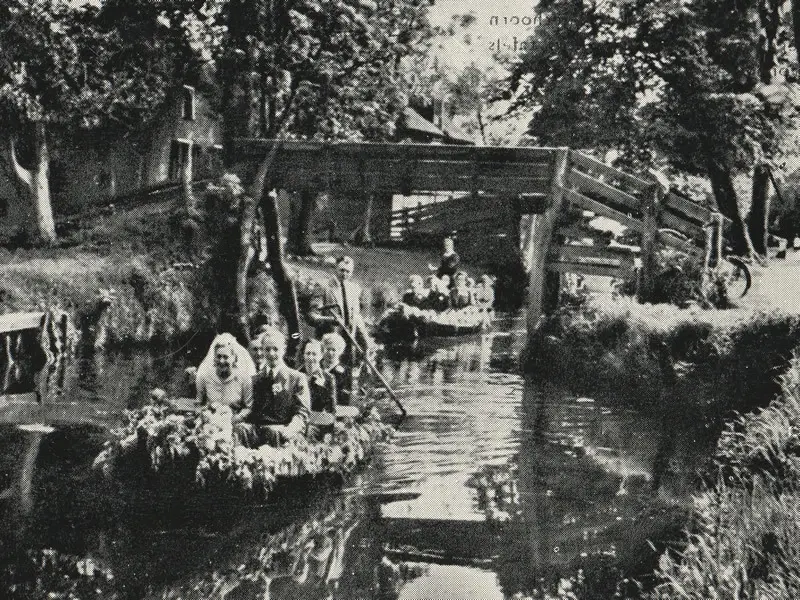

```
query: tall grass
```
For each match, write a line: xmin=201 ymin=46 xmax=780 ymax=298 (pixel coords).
xmin=651 ymin=356 xmax=800 ymax=599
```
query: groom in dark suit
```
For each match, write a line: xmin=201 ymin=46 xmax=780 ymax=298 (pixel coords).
xmin=234 ymin=326 xmax=310 ymax=447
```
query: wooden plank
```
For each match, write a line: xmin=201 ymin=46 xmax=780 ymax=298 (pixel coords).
xmin=556 ymin=224 xmax=616 ymax=244
xmin=0 ymin=393 xmax=39 ymax=405
xmin=406 ymin=175 xmax=550 ymax=194
xmin=546 ymin=261 xmax=635 ymax=278
xmin=659 ymin=209 xmax=706 ymax=241
xmin=569 ymin=151 xmax=653 ymax=191
xmin=660 ymin=230 xmax=702 ymax=255
xmin=234 ymin=139 xmax=557 ymax=163
xmin=568 ymin=169 xmax=642 ymax=212
xmin=552 ymin=244 xmax=637 ymax=265
xmin=562 ymin=188 xmax=644 ymax=232
xmin=0 ymin=312 xmax=45 ymax=334
xmin=341 ymin=159 xmax=554 ymax=181
xmin=663 ymin=192 xmax=731 ymax=227
xmin=526 ymin=147 xmax=570 ymax=333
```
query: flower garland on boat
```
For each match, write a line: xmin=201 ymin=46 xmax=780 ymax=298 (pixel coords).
xmin=93 ymin=400 xmax=393 ymax=497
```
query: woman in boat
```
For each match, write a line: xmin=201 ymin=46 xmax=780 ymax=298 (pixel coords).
xmin=425 ymin=275 xmax=450 ymax=312
xmin=449 ymin=271 xmax=473 ymax=310
xmin=300 ymin=339 xmax=336 ymax=414
xmin=476 ymin=274 xmax=496 ymax=308
xmin=428 ymin=236 xmax=460 ymax=285
xmin=195 ymin=333 xmax=256 ymax=418
xmin=402 ymin=274 xmax=429 ymax=308
xmin=300 ymin=339 xmax=336 ymax=440
xmin=321 ymin=332 xmax=353 ymax=407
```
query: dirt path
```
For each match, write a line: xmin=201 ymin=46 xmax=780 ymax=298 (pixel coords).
xmin=741 ymin=254 xmax=800 ymax=312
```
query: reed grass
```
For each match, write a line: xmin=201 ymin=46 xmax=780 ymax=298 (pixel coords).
xmin=650 ymin=355 xmax=800 ymax=599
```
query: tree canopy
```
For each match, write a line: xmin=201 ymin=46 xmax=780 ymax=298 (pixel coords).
xmin=0 ymin=0 xmax=203 ymax=242
xmin=511 ymin=0 xmax=800 ymax=256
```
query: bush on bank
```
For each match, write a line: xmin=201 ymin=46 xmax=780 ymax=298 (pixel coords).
xmin=526 ymin=297 xmax=800 ymax=414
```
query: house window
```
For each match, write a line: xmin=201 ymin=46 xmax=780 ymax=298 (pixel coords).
xmin=182 ymin=85 xmax=195 ymax=121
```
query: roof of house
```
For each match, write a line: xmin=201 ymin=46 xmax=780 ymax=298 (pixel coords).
xmin=441 ymin=114 xmax=475 ymax=145
xmin=400 ymin=107 xmax=446 ymax=138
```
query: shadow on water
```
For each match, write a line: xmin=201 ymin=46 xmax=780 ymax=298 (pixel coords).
xmin=0 ymin=314 xmax=723 ymax=599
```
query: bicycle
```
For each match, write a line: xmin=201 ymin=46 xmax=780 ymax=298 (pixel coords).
xmin=657 ymin=215 xmax=751 ymax=306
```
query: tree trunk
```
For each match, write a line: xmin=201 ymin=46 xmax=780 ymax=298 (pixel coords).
xmin=356 ymin=190 xmax=375 ymax=246
xmin=181 ymin=140 xmax=195 ymax=212
xmin=706 ymin=159 xmax=756 ymax=256
xmin=7 ymin=123 xmax=56 ymax=243
xmin=259 ymin=187 xmax=301 ymax=358
xmin=748 ymin=165 xmax=771 ymax=255
xmin=289 ymin=189 xmax=316 ymax=255
xmin=233 ymin=197 xmax=258 ymax=345
xmin=794 ymin=0 xmax=800 ymax=60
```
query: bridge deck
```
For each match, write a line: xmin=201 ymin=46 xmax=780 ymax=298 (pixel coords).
xmin=0 ymin=312 xmax=45 ymax=335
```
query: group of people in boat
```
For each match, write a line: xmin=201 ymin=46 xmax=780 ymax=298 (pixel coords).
xmin=399 ymin=238 xmax=495 ymax=313
xmin=194 ymin=255 xmax=372 ymax=449
xmin=401 ymin=271 xmax=495 ymax=312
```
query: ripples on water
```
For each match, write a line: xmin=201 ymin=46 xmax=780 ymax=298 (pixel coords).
xmin=0 ymin=315 xmax=715 ymax=599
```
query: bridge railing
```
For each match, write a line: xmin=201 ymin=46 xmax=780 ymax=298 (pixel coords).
xmin=544 ymin=150 xmax=731 ymax=282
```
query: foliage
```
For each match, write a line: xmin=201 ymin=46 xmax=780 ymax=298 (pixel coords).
xmin=403 ymin=12 xmax=522 ymax=145
xmin=527 ymin=299 xmax=800 ymax=411
xmin=613 ymin=248 xmax=741 ymax=309
xmin=0 ymin=0 xmax=203 ymax=241
xmin=0 ymin=549 xmax=117 ymax=600
xmin=94 ymin=400 xmax=393 ymax=498
xmin=511 ymin=0 xmax=800 ymax=254
xmin=215 ymin=0 xmax=431 ymax=143
xmin=650 ymin=355 xmax=800 ymax=599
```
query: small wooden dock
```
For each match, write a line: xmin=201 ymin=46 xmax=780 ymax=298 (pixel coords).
xmin=0 ymin=312 xmax=45 ymax=335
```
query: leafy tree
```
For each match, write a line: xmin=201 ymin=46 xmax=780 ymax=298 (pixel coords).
xmin=214 ymin=0 xmax=432 ymax=255
xmin=404 ymin=12 xmax=525 ymax=145
xmin=511 ymin=0 xmax=800 ymax=257
xmin=0 ymin=0 xmax=201 ymax=244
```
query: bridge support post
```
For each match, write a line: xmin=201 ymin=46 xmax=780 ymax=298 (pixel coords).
xmin=525 ymin=148 xmax=570 ymax=337
xmin=637 ymin=183 xmax=663 ymax=303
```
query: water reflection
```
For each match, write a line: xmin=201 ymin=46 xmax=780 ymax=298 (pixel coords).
xmin=0 ymin=318 xmax=718 ymax=599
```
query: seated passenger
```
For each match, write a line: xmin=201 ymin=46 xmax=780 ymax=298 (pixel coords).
xmin=321 ymin=332 xmax=353 ymax=407
xmin=248 ymin=334 xmax=266 ymax=373
xmin=402 ymin=275 xmax=429 ymax=308
xmin=300 ymin=339 xmax=336 ymax=414
xmin=425 ymin=275 xmax=450 ymax=312
xmin=474 ymin=274 xmax=496 ymax=308
xmin=234 ymin=327 xmax=310 ymax=447
xmin=449 ymin=271 xmax=472 ymax=309
xmin=195 ymin=333 xmax=254 ymax=421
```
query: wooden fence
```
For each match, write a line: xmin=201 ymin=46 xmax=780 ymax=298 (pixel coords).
xmin=546 ymin=150 xmax=731 ymax=279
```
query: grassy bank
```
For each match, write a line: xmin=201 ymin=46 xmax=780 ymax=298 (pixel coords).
xmin=651 ymin=355 xmax=800 ymax=599
xmin=526 ymin=297 xmax=800 ymax=416
xmin=0 ymin=204 xmax=483 ymax=348
xmin=524 ymin=297 xmax=800 ymax=597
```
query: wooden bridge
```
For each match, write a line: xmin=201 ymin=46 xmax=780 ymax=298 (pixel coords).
xmin=234 ymin=140 xmax=730 ymax=333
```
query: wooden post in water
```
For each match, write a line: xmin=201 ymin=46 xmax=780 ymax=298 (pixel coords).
xmin=525 ymin=147 xmax=570 ymax=336
xmin=637 ymin=182 xmax=663 ymax=303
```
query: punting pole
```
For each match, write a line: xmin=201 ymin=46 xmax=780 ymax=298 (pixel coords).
xmin=322 ymin=306 xmax=406 ymax=419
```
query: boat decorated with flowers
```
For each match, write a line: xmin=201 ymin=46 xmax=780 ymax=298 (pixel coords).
xmin=93 ymin=397 xmax=394 ymax=500
xmin=378 ymin=304 xmax=493 ymax=340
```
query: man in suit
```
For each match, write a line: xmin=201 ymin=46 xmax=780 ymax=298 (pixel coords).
xmin=234 ymin=327 xmax=310 ymax=447
xmin=307 ymin=255 xmax=372 ymax=355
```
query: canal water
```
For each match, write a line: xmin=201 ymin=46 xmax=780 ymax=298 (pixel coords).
xmin=0 ymin=315 xmax=719 ymax=599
